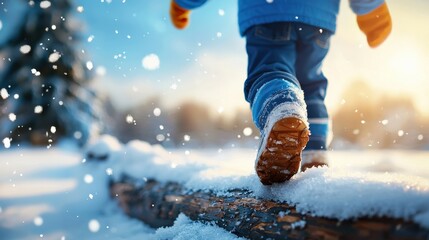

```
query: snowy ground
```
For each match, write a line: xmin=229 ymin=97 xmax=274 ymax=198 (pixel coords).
xmin=0 ymin=142 xmax=243 ymax=240
xmin=1 ymin=136 xmax=429 ymax=239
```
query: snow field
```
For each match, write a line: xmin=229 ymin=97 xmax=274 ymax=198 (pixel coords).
xmin=1 ymin=135 xmax=429 ymax=239
xmin=0 ymin=141 xmax=244 ymax=239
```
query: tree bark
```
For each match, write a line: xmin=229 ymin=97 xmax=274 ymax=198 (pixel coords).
xmin=110 ymin=175 xmax=429 ymax=240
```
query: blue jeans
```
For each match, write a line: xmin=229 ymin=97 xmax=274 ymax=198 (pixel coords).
xmin=245 ymin=22 xmax=332 ymax=150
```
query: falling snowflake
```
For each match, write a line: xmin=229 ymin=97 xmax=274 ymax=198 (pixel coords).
xmin=218 ymin=9 xmax=225 ymax=16
xmin=8 ymin=113 xmax=16 ymax=122
xmin=126 ymin=114 xmax=134 ymax=124
xmin=184 ymin=135 xmax=191 ymax=142
xmin=77 ymin=6 xmax=84 ymax=13
xmin=48 ymin=52 xmax=61 ymax=63
xmin=2 ymin=138 xmax=11 ymax=149
xmin=40 ymin=1 xmax=51 ymax=9
xmin=86 ymin=61 xmax=94 ymax=70
xmin=33 ymin=217 xmax=43 ymax=226
xmin=88 ymin=35 xmax=95 ymax=42
xmin=84 ymin=174 xmax=93 ymax=184
xmin=142 ymin=54 xmax=160 ymax=70
xmin=156 ymin=134 xmax=165 ymax=142
xmin=31 ymin=68 xmax=41 ymax=76
xmin=243 ymin=127 xmax=253 ymax=136
xmin=20 ymin=45 xmax=31 ymax=54
xmin=34 ymin=105 xmax=43 ymax=114
xmin=1 ymin=88 xmax=9 ymax=99
xmin=88 ymin=219 xmax=100 ymax=232
xmin=153 ymin=108 xmax=161 ymax=117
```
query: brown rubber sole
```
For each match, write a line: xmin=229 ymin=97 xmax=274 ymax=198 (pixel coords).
xmin=256 ymin=117 xmax=310 ymax=185
xmin=301 ymin=162 xmax=328 ymax=172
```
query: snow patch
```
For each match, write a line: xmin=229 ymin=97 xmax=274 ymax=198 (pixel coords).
xmin=0 ymin=147 xmax=244 ymax=239
xmin=154 ymin=214 xmax=245 ymax=240
xmin=93 ymin=136 xmax=429 ymax=229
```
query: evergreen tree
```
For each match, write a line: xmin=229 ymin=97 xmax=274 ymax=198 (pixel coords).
xmin=0 ymin=0 xmax=105 ymax=146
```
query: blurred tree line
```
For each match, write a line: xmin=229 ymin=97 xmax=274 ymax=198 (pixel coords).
xmin=111 ymin=80 xmax=429 ymax=150
xmin=331 ymin=81 xmax=429 ymax=150
xmin=112 ymin=97 xmax=259 ymax=148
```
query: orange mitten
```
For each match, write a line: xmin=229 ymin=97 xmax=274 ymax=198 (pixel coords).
xmin=170 ymin=0 xmax=190 ymax=29
xmin=357 ymin=2 xmax=392 ymax=48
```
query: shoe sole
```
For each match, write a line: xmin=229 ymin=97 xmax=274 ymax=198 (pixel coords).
xmin=256 ymin=117 xmax=310 ymax=185
xmin=301 ymin=162 xmax=328 ymax=172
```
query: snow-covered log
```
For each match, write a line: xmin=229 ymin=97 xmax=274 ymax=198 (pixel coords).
xmin=110 ymin=175 xmax=429 ymax=240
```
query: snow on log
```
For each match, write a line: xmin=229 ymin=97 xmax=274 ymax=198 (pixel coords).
xmin=110 ymin=175 xmax=429 ymax=240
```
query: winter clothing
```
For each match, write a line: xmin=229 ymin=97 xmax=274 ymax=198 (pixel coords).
xmin=356 ymin=2 xmax=392 ymax=48
xmin=246 ymin=22 xmax=332 ymax=150
xmin=169 ymin=0 xmax=392 ymax=182
xmin=349 ymin=0 xmax=385 ymax=15
xmin=170 ymin=0 xmax=191 ymax=29
xmin=172 ymin=0 xmax=392 ymax=46
xmin=238 ymin=0 xmax=340 ymax=36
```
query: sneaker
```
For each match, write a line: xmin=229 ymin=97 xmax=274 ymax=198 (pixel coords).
xmin=301 ymin=150 xmax=329 ymax=171
xmin=255 ymin=104 xmax=310 ymax=185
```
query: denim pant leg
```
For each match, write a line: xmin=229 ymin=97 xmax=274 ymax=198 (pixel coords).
xmin=295 ymin=24 xmax=333 ymax=150
xmin=244 ymin=22 xmax=303 ymax=130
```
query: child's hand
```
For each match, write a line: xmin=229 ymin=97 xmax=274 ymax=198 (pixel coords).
xmin=170 ymin=0 xmax=190 ymax=29
xmin=356 ymin=2 xmax=392 ymax=48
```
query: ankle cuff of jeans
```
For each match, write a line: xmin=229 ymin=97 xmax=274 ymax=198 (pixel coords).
xmin=255 ymin=89 xmax=307 ymax=130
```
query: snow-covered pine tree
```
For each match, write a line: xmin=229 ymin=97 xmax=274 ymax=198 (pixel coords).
xmin=0 ymin=0 xmax=105 ymax=146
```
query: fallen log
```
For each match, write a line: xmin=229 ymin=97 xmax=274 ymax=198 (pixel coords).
xmin=110 ymin=175 xmax=429 ymax=240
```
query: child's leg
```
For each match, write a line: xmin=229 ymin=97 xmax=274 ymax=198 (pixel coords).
xmin=295 ymin=23 xmax=333 ymax=169
xmin=244 ymin=22 xmax=309 ymax=184
xmin=244 ymin=22 xmax=304 ymax=130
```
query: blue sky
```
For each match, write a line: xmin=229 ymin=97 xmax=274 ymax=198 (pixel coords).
xmin=1 ymin=0 xmax=429 ymax=116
